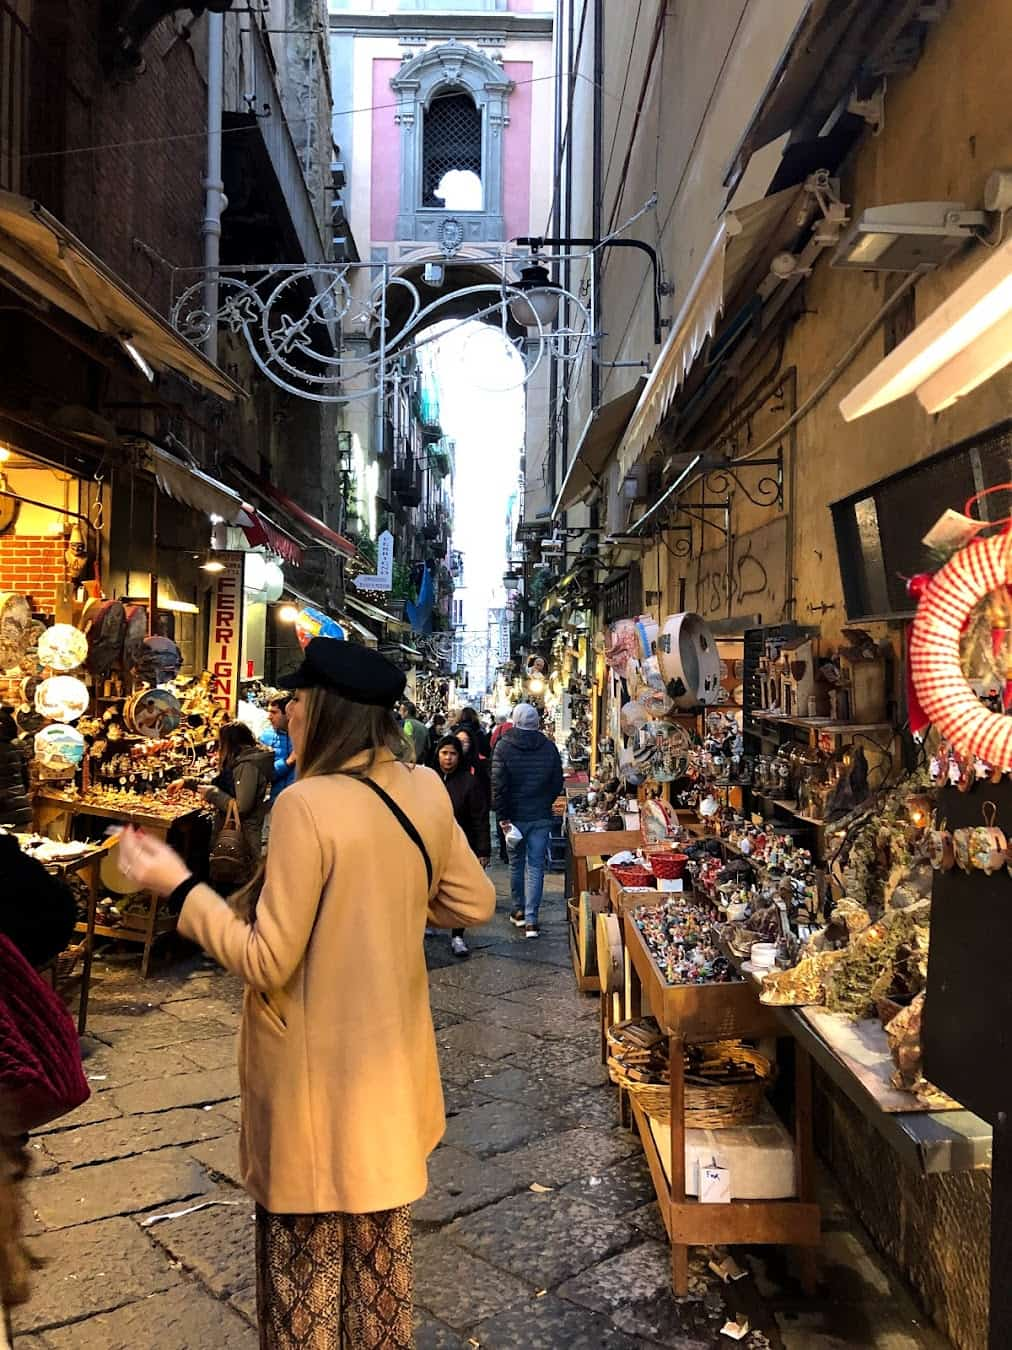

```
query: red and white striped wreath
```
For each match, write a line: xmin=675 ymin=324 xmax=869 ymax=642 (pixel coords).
xmin=910 ymin=531 xmax=1012 ymax=767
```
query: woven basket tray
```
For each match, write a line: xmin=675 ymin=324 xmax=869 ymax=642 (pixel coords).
xmin=607 ymin=1025 xmax=772 ymax=1128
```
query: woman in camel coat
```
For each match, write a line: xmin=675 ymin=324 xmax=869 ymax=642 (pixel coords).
xmin=119 ymin=638 xmax=495 ymax=1349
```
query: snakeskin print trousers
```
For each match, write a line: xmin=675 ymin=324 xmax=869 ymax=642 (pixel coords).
xmin=255 ymin=1203 xmax=414 ymax=1349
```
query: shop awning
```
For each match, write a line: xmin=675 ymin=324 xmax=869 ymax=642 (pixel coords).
xmin=242 ymin=510 xmax=305 ymax=567
xmin=553 ymin=378 xmax=646 ymax=516
xmin=345 ymin=594 xmax=412 ymax=633
xmin=338 ymin=612 xmax=379 ymax=646
xmin=0 ymin=191 xmax=243 ymax=401
xmin=613 ymin=185 xmax=808 ymax=483
xmin=282 ymin=586 xmax=377 ymax=646
xmin=140 ymin=441 xmax=252 ymax=526
xmin=226 ymin=458 xmax=356 ymax=559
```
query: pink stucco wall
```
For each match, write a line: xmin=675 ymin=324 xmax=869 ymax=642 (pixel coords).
xmin=371 ymin=58 xmax=402 ymax=243
xmin=503 ymin=61 xmax=533 ymax=242
xmin=508 ymin=0 xmax=536 ymax=11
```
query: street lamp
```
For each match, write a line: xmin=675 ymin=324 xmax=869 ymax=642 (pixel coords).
xmin=503 ymin=570 xmax=521 ymax=593
xmin=508 ymin=260 xmax=561 ymax=330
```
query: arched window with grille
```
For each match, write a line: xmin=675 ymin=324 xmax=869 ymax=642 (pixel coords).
xmin=391 ymin=41 xmax=513 ymax=244
xmin=423 ymin=88 xmax=483 ymax=210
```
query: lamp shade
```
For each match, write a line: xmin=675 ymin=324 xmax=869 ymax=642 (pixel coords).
xmin=244 ymin=552 xmax=268 ymax=595
xmin=263 ymin=560 xmax=284 ymax=603
xmin=508 ymin=262 xmax=560 ymax=329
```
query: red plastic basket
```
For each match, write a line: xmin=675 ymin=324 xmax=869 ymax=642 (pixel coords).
xmin=610 ymin=863 xmax=654 ymax=888
xmin=650 ymin=852 xmax=688 ymax=881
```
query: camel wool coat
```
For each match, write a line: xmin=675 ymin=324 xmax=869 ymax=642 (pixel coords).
xmin=177 ymin=750 xmax=496 ymax=1215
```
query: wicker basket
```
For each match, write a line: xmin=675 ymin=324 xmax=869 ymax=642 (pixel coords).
xmin=610 ymin=863 xmax=653 ymax=888
xmin=55 ymin=939 xmax=87 ymax=980
xmin=607 ymin=1022 xmax=773 ymax=1127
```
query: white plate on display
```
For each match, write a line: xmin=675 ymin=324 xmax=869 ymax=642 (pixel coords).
xmin=34 ymin=723 xmax=86 ymax=768
xmin=741 ymin=962 xmax=776 ymax=976
xmin=35 ymin=676 xmax=90 ymax=723
xmin=37 ymin=624 xmax=89 ymax=672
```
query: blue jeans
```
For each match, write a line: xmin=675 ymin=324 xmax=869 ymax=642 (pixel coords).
xmin=507 ymin=820 xmax=553 ymax=925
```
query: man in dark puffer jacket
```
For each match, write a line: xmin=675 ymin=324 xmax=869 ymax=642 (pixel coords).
xmin=491 ymin=703 xmax=563 ymax=938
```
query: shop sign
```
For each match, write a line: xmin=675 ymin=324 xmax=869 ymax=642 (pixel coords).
xmin=352 ymin=529 xmax=394 ymax=591
xmin=208 ymin=551 xmax=245 ymax=716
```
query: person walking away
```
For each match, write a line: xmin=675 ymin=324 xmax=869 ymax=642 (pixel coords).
xmin=260 ymin=695 xmax=296 ymax=802
xmin=118 ymin=637 xmax=495 ymax=1349
xmin=489 ymin=714 xmax=513 ymax=860
xmin=456 ymin=705 xmax=489 ymax=759
xmin=491 ymin=703 xmax=563 ymax=938
xmin=201 ymin=723 xmax=273 ymax=882
xmin=398 ymin=700 xmax=430 ymax=765
xmin=435 ymin=735 xmax=490 ymax=956
xmin=0 ymin=710 xmax=31 ymax=830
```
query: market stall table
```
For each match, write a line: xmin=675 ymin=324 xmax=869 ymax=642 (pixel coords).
xmin=18 ymin=834 xmax=120 ymax=1034
xmin=621 ymin=909 xmax=820 ymax=1296
xmin=34 ymin=793 xmax=206 ymax=979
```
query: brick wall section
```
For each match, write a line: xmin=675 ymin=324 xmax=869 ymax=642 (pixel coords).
xmin=0 ymin=537 xmax=66 ymax=616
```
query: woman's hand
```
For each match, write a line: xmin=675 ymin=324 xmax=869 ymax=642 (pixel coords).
xmin=198 ymin=784 xmax=214 ymax=800
xmin=117 ymin=827 xmax=192 ymax=898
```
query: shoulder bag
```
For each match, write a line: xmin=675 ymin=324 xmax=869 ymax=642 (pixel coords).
xmin=209 ymin=799 xmax=253 ymax=888
xmin=0 ymin=934 xmax=90 ymax=1134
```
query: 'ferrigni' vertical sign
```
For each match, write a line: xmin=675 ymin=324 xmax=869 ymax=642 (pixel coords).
xmin=208 ymin=552 xmax=245 ymax=716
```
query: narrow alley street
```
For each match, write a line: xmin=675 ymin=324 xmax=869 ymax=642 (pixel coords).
xmin=13 ymin=866 xmax=943 ymax=1350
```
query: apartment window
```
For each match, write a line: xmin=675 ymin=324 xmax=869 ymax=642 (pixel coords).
xmin=423 ymin=89 xmax=482 ymax=208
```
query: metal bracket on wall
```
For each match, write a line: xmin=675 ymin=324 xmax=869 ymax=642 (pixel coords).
xmin=702 ymin=445 xmax=784 ymax=510
xmin=675 ymin=499 xmax=731 ymax=539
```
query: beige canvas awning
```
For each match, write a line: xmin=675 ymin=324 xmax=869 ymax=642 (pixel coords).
xmin=139 ymin=442 xmax=252 ymax=526
xmin=612 ymin=185 xmax=807 ymax=483
xmin=553 ymin=378 xmax=646 ymax=516
xmin=0 ymin=191 xmax=243 ymax=401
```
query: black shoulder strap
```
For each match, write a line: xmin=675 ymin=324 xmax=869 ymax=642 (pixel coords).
xmin=357 ymin=777 xmax=433 ymax=892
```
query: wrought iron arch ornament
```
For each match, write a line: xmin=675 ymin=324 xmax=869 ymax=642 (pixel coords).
xmin=170 ymin=254 xmax=596 ymax=405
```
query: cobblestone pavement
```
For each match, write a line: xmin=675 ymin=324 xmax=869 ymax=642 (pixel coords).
xmin=12 ymin=865 xmax=949 ymax=1348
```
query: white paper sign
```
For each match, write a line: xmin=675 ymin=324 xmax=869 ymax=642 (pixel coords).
xmin=353 ymin=529 xmax=394 ymax=591
xmin=698 ymin=1160 xmax=731 ymax=1204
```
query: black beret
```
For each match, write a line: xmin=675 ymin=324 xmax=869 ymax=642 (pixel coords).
xmin=278 ymin=637 xmax=406 ymax=708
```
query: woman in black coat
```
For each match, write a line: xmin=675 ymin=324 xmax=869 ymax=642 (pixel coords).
xmin=435 ymin=735 xmax=490 ymax=958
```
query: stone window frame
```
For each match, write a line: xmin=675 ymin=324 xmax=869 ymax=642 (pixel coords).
xmin=391 ymin=40 xmax=514 ymax=245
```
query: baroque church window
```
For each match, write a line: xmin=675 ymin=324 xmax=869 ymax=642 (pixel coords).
xmin=423 ymin=89 xmax=483 ymax=210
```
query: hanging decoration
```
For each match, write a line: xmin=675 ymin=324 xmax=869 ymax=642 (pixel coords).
xmin=910 ymin=518 xmax=1012 ymax=767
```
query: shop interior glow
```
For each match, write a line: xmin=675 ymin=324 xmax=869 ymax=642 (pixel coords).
xmin=200 ymin=558 xmax=225 ymax=573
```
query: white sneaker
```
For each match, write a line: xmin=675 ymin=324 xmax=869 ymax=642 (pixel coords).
xmin=451 ymin=935 xmax=469 ymax=958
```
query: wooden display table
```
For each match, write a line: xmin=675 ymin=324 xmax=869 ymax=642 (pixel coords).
xmin=621 ymin=910 xmax=820 ymax=1296
xmin=35 ymin=794 xmax=204 ymax=978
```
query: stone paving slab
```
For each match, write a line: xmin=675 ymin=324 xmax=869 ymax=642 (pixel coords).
xmin=34 ymin=1093 xmax=122 ymax=1134
xmin=87 ymin=1011 xmax=235 ymax=1051
xmin=160 ymin=996 xmax=242 ymax=1023
xmin=441 ymin=1098 xmax=555 ymax=1157
xmin=561 ymin=1151 xmax=659 ymax=1214
xmin=146 ymin=1192 xmax=256 ymax=1297
xmin=495 ymin=1124 xmax=640 ymax=1188
xmin=447 ymin=1190 xmax=635 ymax=1288
xmin=428 ymin=955 xmax=546 ymax=996
xmin=473 ymin=1292 xmax=643 ymax=1349
xmin=435 ymin=1019 xmax=543 ymax=1061
xmin=436 ymin=1050 xmax=509 ymax=1087
xmin=42 ymin=1283 xmax=258 ymax=1349
xmin=13 ymin=1216 xmax=182 ymax=1333
xmin=80 ymin=1043 xmax=198 ymax=1092
xmin=176 ymin=1034 xmax=238 ymax=1072
xmin=627 ymin=1199 xmax=668 ymax=1243
xmin=557 ymin=1237 xmax=672 ymax=1314
xmin=413 ymin=1233 xmax=532 ymax=1329
xmin=426 ymin=984 xmax=501 ymax=1020
xmin=187 ymin=1133 xmax=243 ymax=1187
xmin=42 ymin=1106 xmax=232 ymax=1168
xmin=413 ymin=1311 xmax=468 ymax=1348
xmin=440 ymin=1081 xmax=490 ymax=1117
xmin=24 ymin=1150 xmax=215 ymax=1232
xmin=414 ymin=1145 xmax=522 ymax=1224
xmin=110 ymin=1066 xmax=240 ymax=1116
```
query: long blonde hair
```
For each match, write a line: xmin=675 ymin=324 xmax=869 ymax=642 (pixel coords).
xmin=229 ymin=687 xmax=410 ymax=920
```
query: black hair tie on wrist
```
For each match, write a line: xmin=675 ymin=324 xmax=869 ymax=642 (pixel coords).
xmin=168 ymin=875 xmax=200 ymax=908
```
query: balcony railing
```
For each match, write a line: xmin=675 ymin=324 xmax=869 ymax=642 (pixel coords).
xmin=1 ymin=3 xmax=92 ymax=220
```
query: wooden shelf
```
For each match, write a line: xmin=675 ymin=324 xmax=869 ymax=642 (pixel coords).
xmin=753 ymin=713 xmax=894 ymax=734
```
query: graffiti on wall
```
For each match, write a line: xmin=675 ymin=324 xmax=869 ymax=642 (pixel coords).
xmin=690 ymin=517 xmax=787 ymax=624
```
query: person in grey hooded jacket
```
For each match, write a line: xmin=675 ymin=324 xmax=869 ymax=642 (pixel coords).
xmin=490 ymin=703 xmax=563 ymax=937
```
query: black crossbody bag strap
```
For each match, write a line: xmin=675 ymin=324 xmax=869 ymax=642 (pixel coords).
xmin=358 ymin=777 xmax=434 ymax=892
